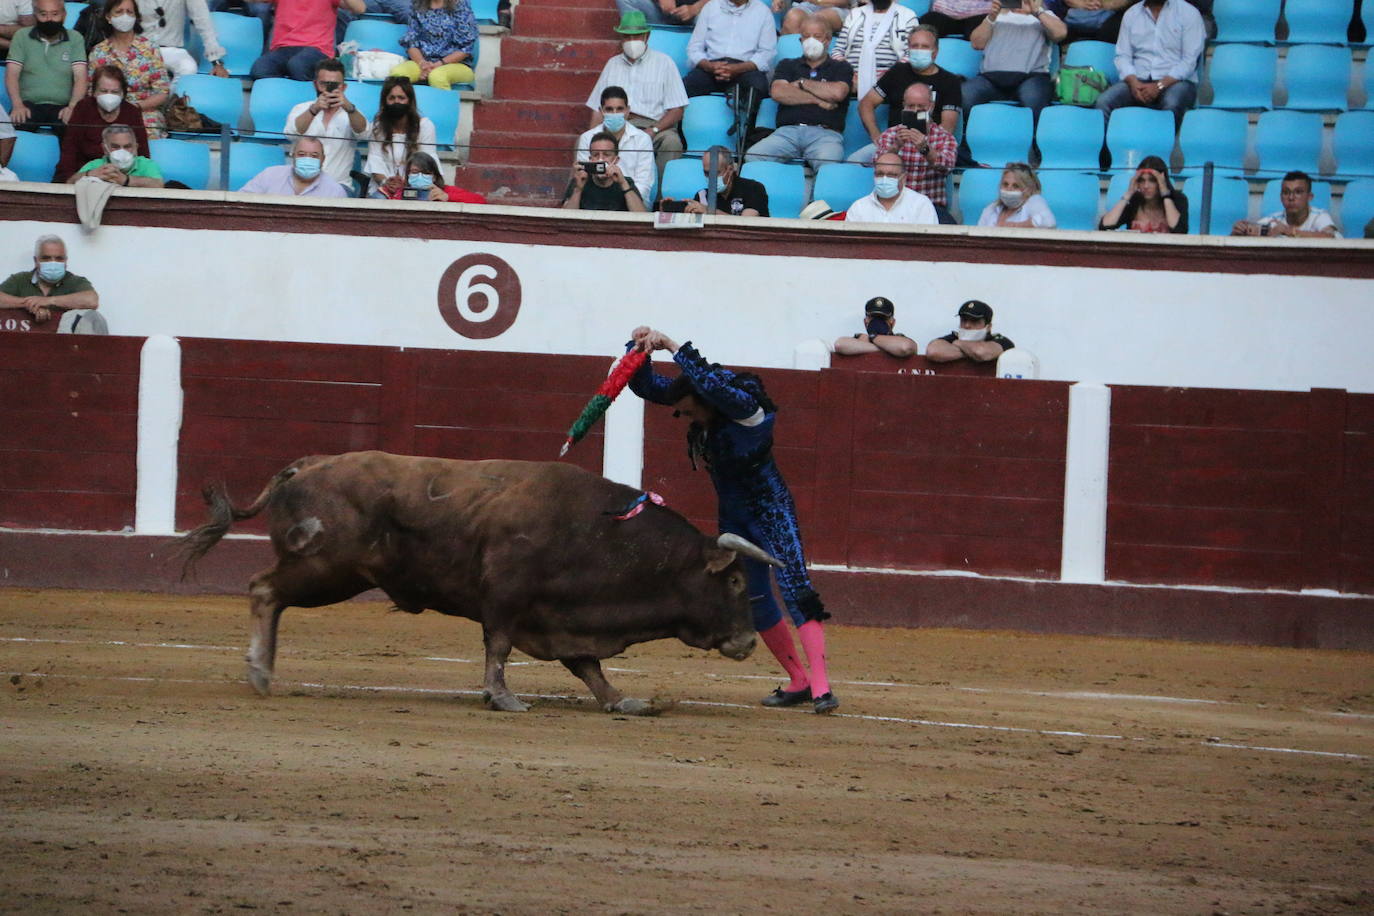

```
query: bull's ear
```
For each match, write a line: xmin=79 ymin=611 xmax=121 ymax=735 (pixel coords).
xmin=704 ymin=547 xmax=737 ymax=574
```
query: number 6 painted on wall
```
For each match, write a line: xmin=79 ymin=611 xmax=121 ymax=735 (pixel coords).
xmin=437 ymin=253 xmax=522 ymax=340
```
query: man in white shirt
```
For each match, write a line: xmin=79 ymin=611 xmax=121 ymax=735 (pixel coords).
xmin=283 ymin=58 xmax=368 ymax=186
xmin=683 ymin=0 xmax=776 ymax=103
xmin=1095 ymin=0 xmax=1205 ymax=127
xmin=587 ymin=11 xmax=688 ymax=176
xmin=576 ymin=85 xmax=656 ymax=202
xmin=0 ymin=0 xmax=35 ymax=59
xmin=137 ymin=0 xmax=228 ymax=77
xmin=1232 ymin=171 xmax=1341 ymax=239
xmin=845 ymin=150 xmax=938 ymax=224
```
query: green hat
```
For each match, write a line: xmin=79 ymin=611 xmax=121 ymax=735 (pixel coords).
xmin=614 ymin=10 xmax=651 ymax=34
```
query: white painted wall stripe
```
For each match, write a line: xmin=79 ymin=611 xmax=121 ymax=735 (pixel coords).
xmin=1061 ymin=382 xmax=1112 ymax=584
xmin=134 ymin=335 xmax=183 ymax=535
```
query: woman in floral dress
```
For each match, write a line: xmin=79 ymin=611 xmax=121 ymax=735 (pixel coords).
xmin=88 ymin=0 xmax=171 ymax=138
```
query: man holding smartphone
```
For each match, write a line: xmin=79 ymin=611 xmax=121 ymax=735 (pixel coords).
xmin=284 ymin=58 xmax=368 ymax=185
xmin=874 ymin=81 xmax=956 ymax=222
xmin=561 ymin=132 xmax=648 ymax=212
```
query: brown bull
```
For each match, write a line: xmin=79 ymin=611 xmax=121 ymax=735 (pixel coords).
xmin=178 ymin=451 xmax=775 ymax=715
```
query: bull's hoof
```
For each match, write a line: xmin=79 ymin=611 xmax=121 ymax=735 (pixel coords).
xmin=609 ymin=697 xmax=670 ymax=717
xmin=246 ymin=666 xmax=272 ymax=697
xmin=484 ymin=692 xmax=530 ymax=713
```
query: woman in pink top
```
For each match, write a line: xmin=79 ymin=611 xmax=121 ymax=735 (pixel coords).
xmin=249 ymin=0 xmax=365 ymax=81
xmin=921 ymin=0 xmax=997 ymax=39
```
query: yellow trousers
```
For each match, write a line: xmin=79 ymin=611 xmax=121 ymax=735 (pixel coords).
xmin=389 ymin=60 xmax=475 ymax=90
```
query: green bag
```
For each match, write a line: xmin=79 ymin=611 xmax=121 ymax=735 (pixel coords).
xmin=1055 ymin=66 xmax=1110 ymax=106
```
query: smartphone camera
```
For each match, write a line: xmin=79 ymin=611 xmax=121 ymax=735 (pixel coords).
xmin=400 ymin=187 xmax=421 ymax=200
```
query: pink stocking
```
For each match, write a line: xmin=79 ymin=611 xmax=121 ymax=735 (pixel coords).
xmin=756 ymin=621 xmax=809 ymax=692
xmin=796 ymin=620 xmax=831 ymax=697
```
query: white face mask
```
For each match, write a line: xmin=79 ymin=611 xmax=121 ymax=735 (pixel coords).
xmin=110 ymin=13 xmax=137 ymax=32
xmin=107 ymin=147 xmax=136 ymax=170
xmin=801 ymin=37 xmax=825 ymax=60
xmin=999 ymin=189 xmax=1025 ymax=210
xmin=957 ymin=326 xmax=989 ymax=342
xmin=622 ymin=39 xmax=646 ymax=60
xmin=96 ymin=92 xmax=123 ymax=112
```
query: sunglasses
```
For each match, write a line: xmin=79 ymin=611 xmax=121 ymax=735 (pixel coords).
xmin=155 ymin=6 xmax=165 ymax=28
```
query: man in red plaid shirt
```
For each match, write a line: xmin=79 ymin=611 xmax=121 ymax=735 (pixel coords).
xmin=875 ymin=82 xmax=957 ymax=223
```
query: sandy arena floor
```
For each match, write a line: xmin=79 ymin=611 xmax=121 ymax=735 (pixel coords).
xmin=1 ymin=587 xmax=1371 ymax=915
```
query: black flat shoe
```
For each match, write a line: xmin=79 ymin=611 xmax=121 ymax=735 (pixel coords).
xmin=812 ymin=692 xmax=839 ymax=714
xmin=761 ymin=686 xmax=812 ymax=707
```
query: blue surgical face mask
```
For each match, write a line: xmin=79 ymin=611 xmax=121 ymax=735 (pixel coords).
xmin=408 ymin=172 xmax=434 ymax=190
xmin=908 ymin=50 xmax=933 ymax=69
xmin=38 ymin=261 xmax=66 ymax=283
xmin=602 ymin=112 xmax=626 ymax=132
xmin=715 ymin=174 xmax=729 ymax=193
xmin=293 ymin=156 xmax=321 ymax=180
xmin=874 ymin=175 xmax=901 ymax=198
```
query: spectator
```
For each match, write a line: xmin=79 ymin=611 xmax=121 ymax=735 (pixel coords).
xmin=389 ymin=0 xmax=476 ymax=91
xmin=832 ymin=295 xmax=917 ymax=358
xmin=284 ymin=57 xmax=368 ymax=185
xmin=845 ymin=150 xmax=938 ymax=224
xmin=852 ymin=24 xmax=962 ymax=165
xmin=240 ymin=134 xmax=350 ymax=196
xmin=616 ymin=0 xmax=705 ymax=29
xmin=586 ymin=11 xmax=688 ymax=177
xmin=1094 ymin=0 xmax=1204 ymax=127
xmin=745 ymin=16 xmax=851 ymax=172
xmin=137 ymin=0 xmax=230 ymax=78
xmin=832 ymin=0 xmax=916 ymax=100
xmin=67 ymin=122 xmax=163 ymax=186
xmin=976 ymin=161 xmax=1055 ymax=228
xmin=920 ymin=0 xmax=996 ymax=39
xmin=683 ymin=0 xmax=775 ymax=106
xmin=0 ymin=0 xmax=36 ymax=60
xmin=875 ymin=81 xmax=956 ymax=221
xmin=377 ymin=149 xmax=485 ymax=201
xmin=360 ymin=0 xmax=410 ymax=24
xmin=0 ymin=100 xmax=13 ymax=174
xmin=961 ymin=0 xmax=1065 ymax=145
xmin=561 ymin=129 xmax=648 ymax=212
xmin=576 ymin=85 xmax=655 ymax=202
xmin=1059 ymin=0 xmax=1135 ymax=44
xmin=1231 ymin=171 xmax=1341 ymax=239
xmin=87 ymin=0 xmax=170 ymax=138
xmin=925 ymin=299 xmax=1013 ymax=363
xmin=1099 ymin=154 xmax=1187 ymax=233
xmin=5 ymin=0 xmax=87 ymax=136
xmin=775 ymin=0 xmax=846 ymax=37
xmin=365 ymin=75 xmax=436 ymax=196
xmin=52 ymin=64 xmax=148 ymax=181
xmin=250 ymin=0 xmax=364 ymax=81
xmin=662 ymin=145 xmax=769 ymax=216
xmin=0 ymin=234 xmax=102 ymax=332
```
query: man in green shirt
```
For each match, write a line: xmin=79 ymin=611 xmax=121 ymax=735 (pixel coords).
xmin=69 ymin=124 xmax=165 ymax=188
xmin=4 ymin=0 xmax=86 ymax=135
xmin=0 ymin=233 xmax=102 ymax=333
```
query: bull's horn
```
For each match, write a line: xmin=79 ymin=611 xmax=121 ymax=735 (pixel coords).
xmin=717 ymin=533 xmax=782 ymax=568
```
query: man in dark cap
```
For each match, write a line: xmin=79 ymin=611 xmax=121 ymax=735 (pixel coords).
xmin=925 ymin=299 xmax=1014 ymax=363
xmin=832 ymin=295 xmax=916 ymax=358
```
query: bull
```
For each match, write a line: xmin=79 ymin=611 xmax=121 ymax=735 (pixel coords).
xmin=177 ymin=451 xmax=777 ymax=715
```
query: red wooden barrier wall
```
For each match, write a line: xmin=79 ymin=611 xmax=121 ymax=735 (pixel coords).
xmin=1344 ymin=394 xmax=1374 ymax=594
xmin=0 ymin=334 xmax=142 ymax=530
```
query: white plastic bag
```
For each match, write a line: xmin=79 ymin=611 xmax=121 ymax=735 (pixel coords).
xmin=354 ymin=50 xmax=406 ymax=81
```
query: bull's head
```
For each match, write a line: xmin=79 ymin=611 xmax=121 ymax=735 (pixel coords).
xmin=694 ymin=533 xmax=780 ymax=661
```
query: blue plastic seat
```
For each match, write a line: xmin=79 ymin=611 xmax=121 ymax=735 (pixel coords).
xmin=658 ymin=157 xmax=704 ymax=203
xmin=812 ymin=162 xmax=874 ymax=212
xmin=174 ymin=74 xmax=245 ymax=132
xmin=226 ymin=140 xmax=288 ymax=191
xmin=840 ymin=104 xmax=872 ymax=157
xmin=1035 ymin=105 xmax=1104 ymax=171
xmin=740 ymin=160 xmax=806 ymax=217
xmin=1206 ymin=44 xmax=1277 ymax=109
xmin=1338 ymin=179 xmax=1374 ymax=236
xmin=415 ymin=84 xmax=460 ymax=148
xmin=1364 ymin=4 xmax=1374 ymax=48
xmin=343 ymin=19 xmax=407 ymax=53
xmin=1038 ymin=170 xmax=1099 ymax=230
xmin=681 ymin=95 xmax=734 ymax=154
xmin=195 ymin=12 xmax=264 ymax=77
xmin=150 ymin=137 xmax=212 ymax=189
xmin=64 ymin=4 xmax=80 ymax=27
xmin=1190 ymin=176 xmax=1252 ymax=234
xmin=1254 ymin=109 xmax=1323 ymax=176
xmin=1280 ymin=0 xmax=1354 ymax=44
xmin=1333 ymin=110 xmax=1374 ymax=179
xmin=774 ymin=33 xmax=801 ymax=67
xmin=937 ymin=39 xmax=982 ymax=80
xmin=345 ymin=80 xmax=382 ymax=121
xmin=648 ymin=29 xmax=691 ymax=77
xmin=1281 ymin=45 xmax=1351 ymax=111
xmin=1179 ymin=108 xmax=1249 ymax=176
xmin=248 ymin=78 xmax=314 ymax=138
xmin=8 ymin=131 xmax=60 ymax=182
xmin=1104 ymin=107 xmax=1175 ymax=171
xmin=755 ymin=98 xmax=778 ymax=129
xmin=1260 ymin=177 xmax=1332 ymax=215
xmin=957 ymin=166 xmax=1002 ymax=224
xmin=964 ymin=103 xmax=1032 ymax=167
xmin=0 ymin=79 xmax=10 ymax=113
xmin=1365 ymin=58 xmax=1374 ymax=110
xmin=1212 ymin=0 xmax=1280 ymax=43
xmin=1063 ymin=40 xmax=1118 ymax=84
xmin=470 ymin=0 xmax=500 ymax=24
xmin=897 ymin=0 xmax=931 ymax=14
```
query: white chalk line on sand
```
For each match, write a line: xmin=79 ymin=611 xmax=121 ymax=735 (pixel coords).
xmin=4 ymin=668 xmax=1368 ymax=762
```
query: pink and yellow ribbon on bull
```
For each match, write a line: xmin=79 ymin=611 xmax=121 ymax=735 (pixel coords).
xmin=558 ymin=348 xmax=650 ymax=458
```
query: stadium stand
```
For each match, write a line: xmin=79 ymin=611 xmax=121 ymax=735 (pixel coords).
xmin=1104 ymin=107 xmax=1176 ymax=171
xmin=344 ymin=19 xmax=408 ymax=55
xmin=1334 ymin=110 xmax=1374 ymax=178
xmin=1038 ymin=170 xmax=1100 ymax=230
xmin=150 ymin=138 xmax=213 ymax=189
xmin=175 ymin=74 xmax=246 ymax=133
xmin=1063 ymin=39 xmax=1118 ymax=83
xmin=658 ymin=158 xmax=702 ymax=203
xmin=1212 ymin=0 xmax=1281 ymax=43
xmin=1035 ymin=106 xmax=1105 ymax=171
xmin=681 ymin=96 xmax=735 ymax=154
xmin=1338 ymin=178 xmax=1374 ymax=235
xmin=193 ymin=12 xmax=264 ymax=77
xmin=1279 ymin=0 xmax=1354 ymax=45
xmin=1205 ymin=44 xmax=1278 ymax=110
xmin=935 ymin=39 xmax=982 ymax=81
xmin=956 ymin=166 xmax=1001 ymax=225
xmin=1254 ymin=109 xmax=1324 ymax=176
xmin=227 ymin=141 xmax=288 ymax=191
xmin=1281 ymin=44 xmax=1352 ymax=111
xmin=741 ymin=160 xmax=806 ymax=217
xmin=9 ymin=132 xmax=60 ymax=183
xmin=1179 ymin=108 xmax=1249 ymax=176
xmin=897 ymin=0 xmax=931 ymax=14
xmin=249 ymin=78 xmax=316 ymax=138
xmin=812 ymin=162 xmax=873 ymax=212
xmin=415 ymin=84 xmax=463 ymax=147
xmin=964 ymin=104 xmax=1032 ymax=168
xmin=648 ymin=29 xmax=691 ymax=78
xmin=1191 ymin=175 xmax=1253 ymax=233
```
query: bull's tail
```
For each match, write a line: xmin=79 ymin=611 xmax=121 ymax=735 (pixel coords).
xmin=174 ymin=463 xmax=301 ymax=580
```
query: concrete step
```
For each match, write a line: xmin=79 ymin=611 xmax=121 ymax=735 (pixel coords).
xmin=493 ymin=66 xmax=603 ymax=103
xmin=499 ymin=36 xmax=620 ymax=71
xmin=457 ymin=161 xmax=571 ymax=202
xmin=513 ymin=4 xmax=621 ymax=38
xmin=470 ymin=99 xmax=593 ymax=135
xmin=467 ymin=129 xmax=580 ymax=167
